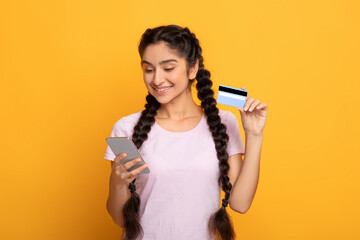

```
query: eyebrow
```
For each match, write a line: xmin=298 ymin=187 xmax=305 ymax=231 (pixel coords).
xmin=141 ymin=59 xmax=178 ymax=66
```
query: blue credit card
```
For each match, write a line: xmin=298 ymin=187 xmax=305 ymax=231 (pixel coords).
xmin=216 ymin=85 xmax=248 ymax=108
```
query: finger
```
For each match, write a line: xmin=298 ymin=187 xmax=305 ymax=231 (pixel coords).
xmin=112 ymin=153 xmax=127 ymax=169
xmin=248 ymin=99 xmax=261 ymax=112
xmin=129 ymin=163 xmax=149 ymax=177
xmin=244 ymin=97 xmax=254 ymax=111
xmin=114 ymin=152 xmax=127 ymax=164
xmin=237 ymin=106 xmax=245 ymax=114
xmin=256 ymin=102 xmax=267 ymax=110
xmin=255 ymin=103 xmax=263 ymax=109
xmin=123 ymin=158 xmax=141 ymax=170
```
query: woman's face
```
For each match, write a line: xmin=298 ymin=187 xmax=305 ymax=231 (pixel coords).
xmin=141 ymin=41 xmax=197 ymax=104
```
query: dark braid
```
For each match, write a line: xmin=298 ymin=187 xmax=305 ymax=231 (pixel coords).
xmin=131 ymin=94 xmax=160 ymax=149
xmin=185 ymin=27 xmax=235 ymax=240
xmin=121 ymin=25 xmax=235 ymax=240
xmin=122 ymin=94 xmax=160 ymax=240
xmin=195 ymin=49 xmax=235 ymax=240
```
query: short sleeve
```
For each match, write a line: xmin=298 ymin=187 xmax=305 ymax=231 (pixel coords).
xmin=104 ymin=118 xmax=128 ymax=161
xmin=225 ymin=111 xmax=245 ymax=156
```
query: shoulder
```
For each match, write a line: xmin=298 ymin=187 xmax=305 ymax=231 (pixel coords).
xmin=112 ymin=110 xmax=143 ymax=135
xmin=118 ymin=110 xmax=143 ymax=125
xmin=218 ymin=109 xmax=237 ymax=124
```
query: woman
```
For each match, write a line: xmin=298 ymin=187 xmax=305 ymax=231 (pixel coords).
xmin=104 ymin=25 xmax=268 ymax=240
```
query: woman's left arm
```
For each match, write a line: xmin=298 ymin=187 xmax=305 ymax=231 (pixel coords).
xmin=228 ymin=133 xmax=263 ymax=213
xmin=228 ymin=86 xmax=268 ymax=213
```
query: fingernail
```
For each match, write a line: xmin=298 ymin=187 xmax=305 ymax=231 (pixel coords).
xmin=122 ymin=153 xmax=127 ymax=157
xmin=244 ymin=107 xmax=248 ymax=111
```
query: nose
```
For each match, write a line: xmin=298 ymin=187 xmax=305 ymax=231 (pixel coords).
xmin=153 ymin=68 xmax=164 ymax=86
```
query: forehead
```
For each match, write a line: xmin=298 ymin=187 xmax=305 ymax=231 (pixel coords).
xmin=142 ymin=41 xmax=183 ymax=65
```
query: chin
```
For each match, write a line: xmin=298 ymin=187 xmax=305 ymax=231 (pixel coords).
xmin=148 ymin=90 xmax=171 ymax=104
xmin=153 ymin=96 xmax=170 ymax=105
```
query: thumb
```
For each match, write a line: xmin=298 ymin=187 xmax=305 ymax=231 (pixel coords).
xmin=237 ymin=107 xmax=245 ymax=114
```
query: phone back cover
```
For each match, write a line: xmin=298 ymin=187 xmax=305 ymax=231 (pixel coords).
xmin=106 ymin=137 xmax=150 ymax=174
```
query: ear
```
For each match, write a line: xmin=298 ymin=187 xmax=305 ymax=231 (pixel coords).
xmin=189 ymin=59 xmax=199 ymax=80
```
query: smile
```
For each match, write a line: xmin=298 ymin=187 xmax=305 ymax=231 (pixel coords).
xmin=154 ymin=86 xmax=172 ymax=94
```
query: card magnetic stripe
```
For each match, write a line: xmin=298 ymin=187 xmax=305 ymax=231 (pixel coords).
xmin=217 ymin=85 xmax=247 ymax=108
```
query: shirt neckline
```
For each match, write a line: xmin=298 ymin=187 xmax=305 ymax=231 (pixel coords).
xmin=153 ymin=111 xmax=205 ymax=136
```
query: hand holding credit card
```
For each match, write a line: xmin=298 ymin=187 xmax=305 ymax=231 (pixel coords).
xmin=216 ymin=85 xmax=248 ymax=108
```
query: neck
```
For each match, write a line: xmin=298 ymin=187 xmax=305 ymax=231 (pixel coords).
xmin=156 ymin=88 xmax=203 ymax=120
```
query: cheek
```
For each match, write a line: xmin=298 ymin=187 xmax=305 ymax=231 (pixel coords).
xmin=169 ymin=70 xmax=187 ymax=83
xmin=143 ymin=74 xmax=152 ymax=85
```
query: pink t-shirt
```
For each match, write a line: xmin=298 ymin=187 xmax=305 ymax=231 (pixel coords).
xmin=104 ymin=109 xmax=245 ymax=240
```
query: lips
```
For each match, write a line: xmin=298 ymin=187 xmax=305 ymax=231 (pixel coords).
xmin=153 ymin=85 xmax=173 ymax=94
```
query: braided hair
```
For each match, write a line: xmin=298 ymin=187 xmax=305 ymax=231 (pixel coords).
xmin=122 ymin=25 xmax=235 ymax=240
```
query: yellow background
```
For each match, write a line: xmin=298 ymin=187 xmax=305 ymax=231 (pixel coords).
xmin=1 ymin=0 xmax=359 ymax=239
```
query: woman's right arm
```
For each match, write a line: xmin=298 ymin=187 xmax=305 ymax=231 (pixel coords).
xmin=106 ymin=153 xmax=148 ymax=228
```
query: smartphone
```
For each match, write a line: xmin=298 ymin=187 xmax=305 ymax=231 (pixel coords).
xmin=106 ymin=137 xmax=150 ymax=174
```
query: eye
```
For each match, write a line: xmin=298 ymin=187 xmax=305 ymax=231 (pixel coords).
xmin=144 ymin=69 xmax=153 ymax=73
xmin=165 ymin=68 xmax=174 ymax=72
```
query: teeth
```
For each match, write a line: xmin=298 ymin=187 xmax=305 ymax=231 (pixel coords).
xmin=155 ymin=86 xmax=172 ymax=91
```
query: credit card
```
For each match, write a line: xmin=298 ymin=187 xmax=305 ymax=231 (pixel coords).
xmin=216 ymin=85 xmax=248 ymax=108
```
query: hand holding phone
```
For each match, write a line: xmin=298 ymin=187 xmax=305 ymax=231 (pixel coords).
xmin=106 ymin=137 xmax=150 ymax=174
xmin=110 ymin=153 xmax=149 ymax=186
